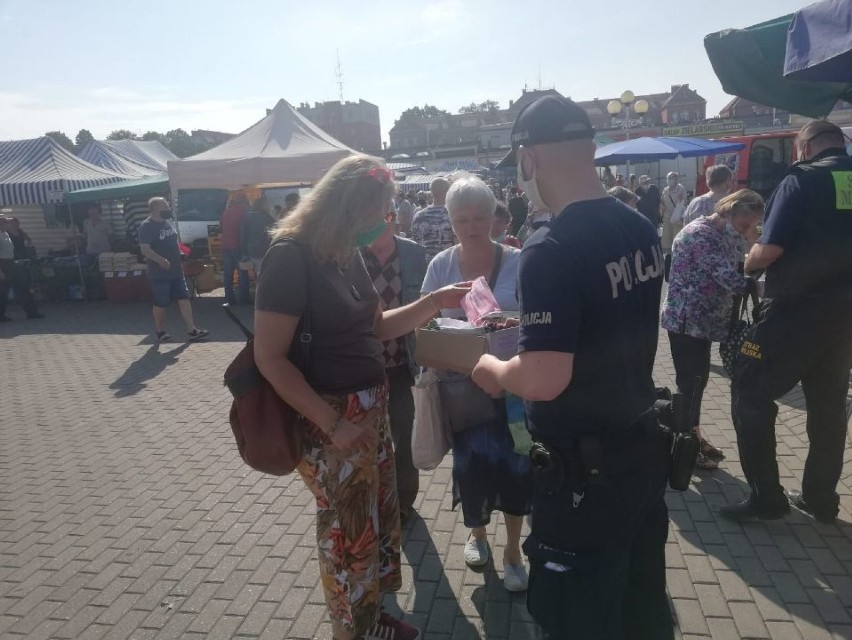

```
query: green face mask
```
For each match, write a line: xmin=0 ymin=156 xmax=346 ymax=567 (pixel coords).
xmin=354 ymin=221 xmax=387 ymax=247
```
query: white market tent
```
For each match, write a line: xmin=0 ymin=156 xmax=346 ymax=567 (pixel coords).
xmin=78 ymin=139 xmax=177 ymax=177
xmin=167 ymin=99 xmax=354 ymax=191
xmin=0 ymin=137 xmax=126 ymax=206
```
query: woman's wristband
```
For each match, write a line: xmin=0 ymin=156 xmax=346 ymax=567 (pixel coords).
xmin=428 ymin=291 xmax=441 ymax=313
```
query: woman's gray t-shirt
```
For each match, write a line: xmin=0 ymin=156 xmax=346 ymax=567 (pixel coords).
xmin=255 ymin=241 xmax=386 ymax=395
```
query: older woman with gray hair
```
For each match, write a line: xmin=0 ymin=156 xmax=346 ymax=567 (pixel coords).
xmin=421 ymin=174 xmax=533 ymax=592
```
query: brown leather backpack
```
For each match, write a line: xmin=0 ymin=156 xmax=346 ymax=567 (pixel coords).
xmin=223 ymin=241 xmax=312 ymax=475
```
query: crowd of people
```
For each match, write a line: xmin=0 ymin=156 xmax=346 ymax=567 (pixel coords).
xmin=246 ymin=99 xmax=851 ymax=640
xmin=2 ymin=94 xmax=849 ymax=639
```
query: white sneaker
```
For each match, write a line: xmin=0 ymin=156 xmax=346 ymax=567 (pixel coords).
xmin=503 ymin=562 xmax=529 ymax=592
xmin=464 ymin=537 xmax=489 ymax=567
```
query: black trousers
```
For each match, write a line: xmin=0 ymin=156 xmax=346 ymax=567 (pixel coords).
xmin=0 ymin=259 xmax=38 ymax=318
xmin=732 ymin=296 xmax=852 ymax=516
xmin=387 ymin=366 xmax=419 ymax=511
xmin=667 ymin=331 xmax=711 ymax=428
xmin=524 ymin=437 xmax=674 ymax=640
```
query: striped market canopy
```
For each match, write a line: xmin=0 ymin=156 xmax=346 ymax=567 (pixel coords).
xmin=397 ymin=172 xmax=449 ymax=192
xmin=78 ymin=139 xmax=177 ymax=177
xmin=0 ymin=137 xmax=126 ymax=206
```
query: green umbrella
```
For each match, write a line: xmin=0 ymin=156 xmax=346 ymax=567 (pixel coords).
xmin=704 ymin=14 xmax=852 ymax=118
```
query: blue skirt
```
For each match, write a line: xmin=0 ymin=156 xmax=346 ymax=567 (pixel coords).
xmin=451 ymin=405 xmax=534 ymax=528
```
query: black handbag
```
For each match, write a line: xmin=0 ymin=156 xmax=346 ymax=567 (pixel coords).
xmin=437 ymin=244 xmax=504 ymax=432
xmin=719 ymin=284 xmax=760 ymax=376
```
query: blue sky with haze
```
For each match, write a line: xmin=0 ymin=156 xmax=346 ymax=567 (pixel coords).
xmin=0 ymin=0 xmax=811 ymax=145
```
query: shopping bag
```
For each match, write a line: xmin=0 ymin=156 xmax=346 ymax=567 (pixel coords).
xmin=411 ymin=369 xmax=451 ymax=470
xmin=719 ymin=286 xmax=760 ymax=376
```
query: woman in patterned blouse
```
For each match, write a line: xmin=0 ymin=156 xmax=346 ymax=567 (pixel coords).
xmin=661 ymin=189 xmax=764 ymax=469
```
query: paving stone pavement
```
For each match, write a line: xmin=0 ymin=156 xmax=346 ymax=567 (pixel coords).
xmin=1 ymin=297 xmax=851 ymax=640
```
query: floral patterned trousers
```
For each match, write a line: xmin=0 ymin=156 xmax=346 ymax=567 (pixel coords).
xmin=297 ymin=384 xmax=402 ymax=636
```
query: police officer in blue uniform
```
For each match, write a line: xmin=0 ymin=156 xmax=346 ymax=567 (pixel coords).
xmin=721 ymin=120 xmax=852 ymax=524
xmin=472 ymin=95 xmax=672 ymax=639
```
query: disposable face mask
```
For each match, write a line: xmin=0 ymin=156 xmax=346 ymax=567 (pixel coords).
xmin=517 ymin=155 xmax=548 ymax=211
xmin=355 ymin=221 xmax=387 ymax=247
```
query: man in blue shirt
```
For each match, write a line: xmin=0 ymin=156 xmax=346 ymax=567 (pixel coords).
xmin=138 ymin=197 xmax=209 ymax=343
xmin=472 ymin=96 xmax=671 ymax=639
xmin=721 ymin=120 xmax=852 ymax=524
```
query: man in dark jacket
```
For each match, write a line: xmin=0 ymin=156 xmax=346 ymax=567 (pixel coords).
xmin=635 ymin=175 xmax=661 ymax=227
xmin=241 ymin=197 xmax=276 ymax=275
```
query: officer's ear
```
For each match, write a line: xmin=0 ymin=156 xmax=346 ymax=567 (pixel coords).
xmin=518 ymin=145 xmax=536 ymax=181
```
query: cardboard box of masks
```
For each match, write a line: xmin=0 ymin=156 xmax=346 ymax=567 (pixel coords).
xmin=414 ymin=319 xmax=519 ymax=375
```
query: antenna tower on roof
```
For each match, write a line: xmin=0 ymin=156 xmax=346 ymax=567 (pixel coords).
xmin=336 ymin=49 xmax=345 ymax=102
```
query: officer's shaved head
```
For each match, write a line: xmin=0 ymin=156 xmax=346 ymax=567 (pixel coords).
xmin=797 ymin=120 xmax=845 ymax=154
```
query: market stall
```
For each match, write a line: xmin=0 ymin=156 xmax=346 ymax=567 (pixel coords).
xmin=0 ymin=137 xmax=128 ymax=300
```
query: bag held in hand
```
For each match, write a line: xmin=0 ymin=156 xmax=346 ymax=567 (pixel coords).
xmin=411 ymin=369 xmax=452 ymax=470
xmin=222 ymin=240 xmax=312 ymax=475
xmin=719 ymin=283 xmax=759 ymax=376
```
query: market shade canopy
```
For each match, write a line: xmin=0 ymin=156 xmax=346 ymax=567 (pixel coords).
xmin=0 ymin=137 xmax=126 ymax=206
xmin=594 ymin=136 xmax=746 ymax=166
xmin=705 ymin=14 xmax=852 ymax=118
xmin=65 ymin=174 xmax=170 ymax=205
xmin=784 ymin=0 xmax=852 ymax=83
xmin=79 ymin=139 xmax=177 ymax=177
xmin=167 ymin=99 xmax=355 ymax=191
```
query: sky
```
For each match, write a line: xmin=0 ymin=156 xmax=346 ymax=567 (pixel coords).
xmin=0 ymin=0 xmax=812 ymax=147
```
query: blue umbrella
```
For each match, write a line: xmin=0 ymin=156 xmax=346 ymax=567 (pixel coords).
xmin=594 ymin=136 xmax=746 ymax=166
xmin=784 ymin=0 xmax=852 ymax=83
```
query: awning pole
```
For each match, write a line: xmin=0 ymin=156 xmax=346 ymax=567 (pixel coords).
xmin=68 ymin=199 xmax=87 ymax=299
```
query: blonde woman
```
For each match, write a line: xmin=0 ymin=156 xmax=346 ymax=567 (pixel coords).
xmin=253 ymin=155 xmax=468 ymax=640
xmin=661 ymin=189 xmax=764 ymax=469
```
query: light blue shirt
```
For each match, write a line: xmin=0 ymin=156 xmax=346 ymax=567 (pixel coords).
xmin=421 ymin=243 xmax=520 ymax=317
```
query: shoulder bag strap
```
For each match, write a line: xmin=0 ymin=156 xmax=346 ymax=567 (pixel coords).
xmin=487 ymin=243 xmax=504 ymax=290
xmin=292 ymin=241 xmax=313 ymax=368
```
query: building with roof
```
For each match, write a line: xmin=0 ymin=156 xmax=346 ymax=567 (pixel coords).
xmin=298 ymin=99 xmax=381 ymax=153
xmin=386 ymin=85 xmax=709 ymax=168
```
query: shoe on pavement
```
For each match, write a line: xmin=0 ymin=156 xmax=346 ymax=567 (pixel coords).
xmin=187 ymin=328 xmax=209 ymax=341
xmin=719 ymin=496 xmax=789 ymax=522
xmin=363 ymin=611 xmax=421 ymax=640
xmin=464 ymin=536 xmax=489 ymax=567
xmin=503 ymin=562 xmax=529 ymax=592
xmin=695 ymin=453 xmax=719 ymax=471
xmin=786 ymin=490 xmax=837 ymax=524
xmin=156 ymin=331 xmax=172 ymax=343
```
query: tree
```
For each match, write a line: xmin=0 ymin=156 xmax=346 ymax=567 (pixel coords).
xmin=75 ymin=129 xmax=94 ymax=151
xmin=141 ymin=131 xmax=164 ymax=142
xmin=458 ymin=100 xmax=500 ymax=114
xmin=106 ymin=129 xmax=138 ymax=141
xmin=395 ymin=104 xmax=450 ymax=124
xmin=164 ymin=128 xmax=197 ymax=158
xmin=45 ymin=131 xmax=75 ymax=152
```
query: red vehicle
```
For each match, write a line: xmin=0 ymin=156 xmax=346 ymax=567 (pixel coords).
xmin=696 ymin=131 xmax=798 ymax=199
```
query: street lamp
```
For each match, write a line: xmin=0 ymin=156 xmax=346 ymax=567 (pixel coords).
xmin=606 ymin=90 xmax=650 ymax=140
xmin=606 ymin=90 xmax=650 ymax=178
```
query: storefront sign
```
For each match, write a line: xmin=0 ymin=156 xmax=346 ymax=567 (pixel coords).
xmin=662 ymin=121 xmax=745 ymax=137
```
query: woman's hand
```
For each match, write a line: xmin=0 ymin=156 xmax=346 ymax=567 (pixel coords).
xmin=329 ymin=408 xmax=380 ymax=454
xmin=744 ymin=225 xmax=761 ymax=247
xmin=431 ymin=282 xmax=472 ymax=310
